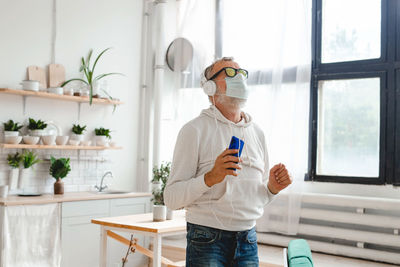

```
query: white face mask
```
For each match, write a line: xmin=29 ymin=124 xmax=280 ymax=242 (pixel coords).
xmin=216 ymin=94 xmax=247 ymax=109
xmin=225 ymin=73 xmax=249 ymax=99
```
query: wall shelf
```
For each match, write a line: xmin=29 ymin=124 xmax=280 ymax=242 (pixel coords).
xmin=0 ymin=88 xmax=123 ymax=105
xmin=0 ymin=143 xmax=122 ymax=150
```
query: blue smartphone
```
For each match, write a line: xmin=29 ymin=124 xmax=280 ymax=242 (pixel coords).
xmin=228 ymin=136 xmax=244 ymax=170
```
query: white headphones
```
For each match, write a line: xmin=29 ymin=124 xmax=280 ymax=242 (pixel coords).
xmin=200 ymin=70 xmax=217 ymax=96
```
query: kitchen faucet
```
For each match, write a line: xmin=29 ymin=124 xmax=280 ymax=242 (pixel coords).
xmin=95 ymin=171 xmax=113 ymax=192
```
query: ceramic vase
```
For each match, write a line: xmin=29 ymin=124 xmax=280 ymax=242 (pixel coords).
xmin=18 ymin=168 xmax=31 ymax=189
xmin=153 ymin=205 xmax=167 ymax=222
xmin=9 ymin=168 xmax=19 ymax=190
xmin=54 ymin=178 xmax=64 ymax=195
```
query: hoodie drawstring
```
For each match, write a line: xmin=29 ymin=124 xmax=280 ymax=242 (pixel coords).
xmin=243 ymin=126 xmax=253 ymax=168
xmin=207 ymin=105 xmax=254 ymax=230
xmin=209 ymin=103 xmax=229 ymax=229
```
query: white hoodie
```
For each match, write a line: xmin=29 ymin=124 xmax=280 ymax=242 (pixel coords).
xmin=164 ymin=105 xmax=276 ymax=231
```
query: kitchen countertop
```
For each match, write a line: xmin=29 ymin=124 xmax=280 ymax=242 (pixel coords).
xmin=0 ymin=191 xmax=151 ymax=206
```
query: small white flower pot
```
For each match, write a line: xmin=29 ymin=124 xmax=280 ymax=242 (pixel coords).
xmin=95 ymin=135 xmax=108 ymax=146
xmin=22 ymin=136 xmax=40 ymax=145
xmin=4 ymin=136 xmax=22 ymax=144
xmin=68 ymin=139 xmax=80 ymax=146
xmin=56 ymin=136 xmax=69 ymax=145
xmin=18 ymin=168 xmax=31 ymax=189
xmin=41 ymin=135 xmax=56 ymax=145
xmin=80 ymin=140 xmax=92 ymax=146
xmin=29 ymin=129 xmax=46 ymax=137
xmin=71 ymin=134 xmax=84 ymax=142
xmin=9 ymin=168 xmax=19 ymax=190
xmin=153 ymin=205 xmax=167 ymax=222
xmin=4 ymin=131 xmax=19 ymax=137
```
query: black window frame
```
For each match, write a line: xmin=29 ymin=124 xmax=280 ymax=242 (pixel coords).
xmin=306 ymin=0 xmax=400 ymax=185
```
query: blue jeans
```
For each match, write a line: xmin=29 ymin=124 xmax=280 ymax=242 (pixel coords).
xmin=186 ymin=223 xmax=259 ymax=267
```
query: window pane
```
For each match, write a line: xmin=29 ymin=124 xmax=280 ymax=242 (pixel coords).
xmin=222 ymin=0 xmax=309 ymax=69
xmin=321 ymin=0 xmax=381 ymax=63
xmin=317 ymin=78 xmax=380 ymax=177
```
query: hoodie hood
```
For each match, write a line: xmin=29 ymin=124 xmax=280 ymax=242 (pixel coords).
xmin=201 ymin=105 xmax=253 ymax=128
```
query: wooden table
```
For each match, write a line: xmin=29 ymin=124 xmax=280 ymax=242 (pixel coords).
xmin=92 ymin=210 xmax=186 ymax=267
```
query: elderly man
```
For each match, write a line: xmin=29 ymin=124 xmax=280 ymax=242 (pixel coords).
xmin=164 ymin=57 xmax=292 ymax=267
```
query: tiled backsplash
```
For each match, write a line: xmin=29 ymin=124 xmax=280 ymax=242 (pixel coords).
xmin=0 ymin=148 xmax=114 ymax=194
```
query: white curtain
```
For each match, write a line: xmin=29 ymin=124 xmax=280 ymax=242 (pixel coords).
xmin=157 ymin=0 xmax=311 ymax=235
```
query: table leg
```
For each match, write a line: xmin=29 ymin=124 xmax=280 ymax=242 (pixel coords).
xmin=153 ymin=235 xmax=162 ymax=267
xmin=100 ymin=226 xmax=107 ymax=267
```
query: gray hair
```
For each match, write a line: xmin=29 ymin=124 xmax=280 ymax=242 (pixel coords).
xmin=204 ymin=57 xmax=234 ymax=80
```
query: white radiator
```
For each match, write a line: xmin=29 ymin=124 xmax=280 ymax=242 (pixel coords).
xmin=257 ymin=192 xmax=400 ymax=265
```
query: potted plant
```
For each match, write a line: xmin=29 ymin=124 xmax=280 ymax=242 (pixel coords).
xmin=7 ymin=152 xmax=22 ymax=190
xmin=151 ymin=191 xmax=166 ymax=222
xmin=71 ymin=124 xmax=86 ymax=142
xmin=151 ymin=162 xmax=171 ymax=221
xmin=94 ymin=127 xmax=111 ymax=146
xmin=27 ymin=118 xmax=47 ymax=136
xmin=19 ymin=151 xmax=41 ymax=189
xmin=61 ymin=48 xmax=123 ymax=105
xmin=3 ymin=120 xmax=23 ymax=136
xmin=49 ymin=156 xmax=71 ymax=195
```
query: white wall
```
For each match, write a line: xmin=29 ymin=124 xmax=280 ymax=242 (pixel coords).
xmin=0 ymin=0 xmax=143 ymax=192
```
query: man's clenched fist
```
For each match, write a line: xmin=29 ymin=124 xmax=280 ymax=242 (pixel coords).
xmin=267 ymin=163 xmax=292 ymax=194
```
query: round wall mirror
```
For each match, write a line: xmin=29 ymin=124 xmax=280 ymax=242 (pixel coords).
xmin=166 ymin=37 xmax=193 ymax=72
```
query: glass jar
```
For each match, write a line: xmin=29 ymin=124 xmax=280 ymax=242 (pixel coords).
xmin=81 ymin=85 xmax=90 ymax=97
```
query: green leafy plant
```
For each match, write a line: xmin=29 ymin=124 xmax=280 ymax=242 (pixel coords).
xmin=101 ymin=89 xmax=118 ymax=113
xmin=61 ymin=48 xmax=123 ymax=105
xmin=22 ymin=151 xmax=41 ymax=169
xmin=151 ymin=162 xmax=171 ymax=185
xmin=95 ymin=127 xmax=111 ymax=139
xmin=7 ymin=152 xmax=22 ymax=168
xmin=152 ymin=190 xmax=164 ymax=206
xmin=3 ymin=120 xmax=23 ymax=132
xmin=151 ymin=162 xmax=171 ymax=206
xmin=72 ymin=124 xmax=86 ymax=135
xmin=49 ymin=156 xmax=71 ymax=179
xmin=28 ymin=118 xmax=47 ymax=130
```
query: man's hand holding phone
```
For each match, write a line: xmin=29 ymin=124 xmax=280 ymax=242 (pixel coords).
xmin=204 ymin=149 xmax=242 ymax=187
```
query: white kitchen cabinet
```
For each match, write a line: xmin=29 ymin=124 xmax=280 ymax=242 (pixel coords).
xmin=61 ymin=196 xmax=151 ymax=267
xmin=107 ymin=198 xmax=152 ymax=267
xmin=61 ymin=199 xmax=109 ymax=267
